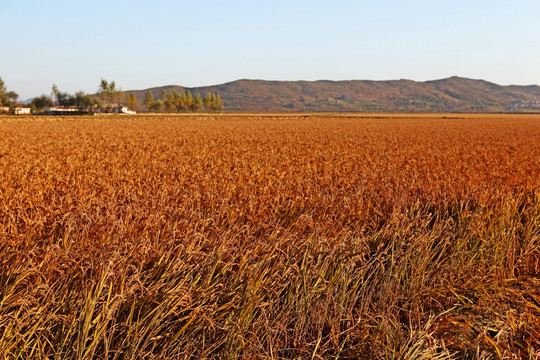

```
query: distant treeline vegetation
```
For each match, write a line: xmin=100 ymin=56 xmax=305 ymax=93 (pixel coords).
xmin=30 ymin=80 xmax=118 ymax=112
xmin=1 ymin=76 xmax=224 ymax=113
xmin=143 ymin=90 xmax=224 ymax=113
xmin=31 ymin=84 xmax=97 ymax=111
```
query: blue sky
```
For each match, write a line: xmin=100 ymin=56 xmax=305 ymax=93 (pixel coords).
xmin=2 ymin=0 xmax=540 ymax=99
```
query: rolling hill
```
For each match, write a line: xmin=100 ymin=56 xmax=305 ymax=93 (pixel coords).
xmin=125 ymin=77 xmax=540 ymax=112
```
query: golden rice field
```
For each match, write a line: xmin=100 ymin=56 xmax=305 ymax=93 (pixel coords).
xmin=0 ymin=114 xmax=539 ymax=359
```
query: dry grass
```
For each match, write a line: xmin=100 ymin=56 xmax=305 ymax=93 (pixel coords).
xmin=0 ymin=114 xmax=539 ymax=359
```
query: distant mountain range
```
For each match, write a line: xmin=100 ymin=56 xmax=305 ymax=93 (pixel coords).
xmin=127 ymin=76 xmax=540 ymax=112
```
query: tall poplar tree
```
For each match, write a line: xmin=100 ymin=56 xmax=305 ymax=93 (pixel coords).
xmin=126 ymin=93 xmax=138 ymax=110
xmin=144 ymin=90 xmax=155 ymax=111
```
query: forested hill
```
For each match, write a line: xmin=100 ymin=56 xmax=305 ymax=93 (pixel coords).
xmin=126 ymin=77 xmax=540 ymax=112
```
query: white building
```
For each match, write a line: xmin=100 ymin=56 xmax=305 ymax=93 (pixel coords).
xmin=93 ymin=106 xmax=136 ymax=115
xmin=0 ymin=105 xmax=31 ymax=114
xmin=43 ymin=106 xmax=82 ymax=115
xmin=14 ymin=107 xmax=31 ymax=115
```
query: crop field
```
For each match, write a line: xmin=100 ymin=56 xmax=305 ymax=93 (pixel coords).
xmin=0 ymin=113 xmax=539 ymax=359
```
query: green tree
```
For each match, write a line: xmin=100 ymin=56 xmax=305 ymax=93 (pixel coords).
xmin=176 ymin=92 xmax=188 ymax=112
xmin=164 ymin=91 xmax=178 ymax=113
xmin=115 ymin=88 xmax=125 ymax=106
xmin=144 ymin=90 xmax=154 ymax=112
xmin=0 ymin=76 xmax=18 ymax=109
xmin=203 ymin=93 xmax=224 ymax=112
xmin=98 ymin=79 xmax=123 ymax=106
xmin=186 ymin=90 xmax=194 ymax=110
xmin=192 ymin=93 xmax=203 ymax=112
xmin=30 ymin=95 xmax=54 ymax=111
xmin=51 ymin=84 xmax=72 ymax=106
xmin=98 ymin=79 xmax=110 ymax=103
xmin=107 ymin=80 xmax=120 ymax=105
xmin=215 ymin=94 xmax=223 ymax=111
xmin=203 ymin=93 xmax=213 ymax=111
xmin=1 ymin=77 xmax=21 ymax=107
xmin=126 ymin=93 xmax=138 ymax=110
xmin=73 ymin=91 xmax=95 ymax=109
xmin=150 ymin=99 xmax=163 ymax=112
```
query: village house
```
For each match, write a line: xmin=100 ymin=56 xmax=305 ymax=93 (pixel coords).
xmin=40 ymin=105 xmax=136 ymax=115
xmin=0 ymin=104 xmax=31 ymax=114
xmin=92 ymin=105 xmax=136 ymax=115
xmin=42 ymin=106 xmax=85 ymax=115
xmin=14 ymin=106 xmax=31 ymax=115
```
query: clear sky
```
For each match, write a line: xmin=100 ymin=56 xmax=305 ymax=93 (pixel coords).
xmin=2 ymin=0 xmax=540 ymax=99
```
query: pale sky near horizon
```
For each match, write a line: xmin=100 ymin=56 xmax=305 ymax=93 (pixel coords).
xmin=2 ymin=0 xmax=540 ymax=99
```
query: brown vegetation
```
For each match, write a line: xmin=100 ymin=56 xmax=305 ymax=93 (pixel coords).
xmin=0 ymin=114 xmax=539 ymax=359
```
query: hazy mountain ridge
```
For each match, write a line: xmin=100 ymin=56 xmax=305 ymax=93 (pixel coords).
xmin=126 ymin=77 xmax=540 ymax=112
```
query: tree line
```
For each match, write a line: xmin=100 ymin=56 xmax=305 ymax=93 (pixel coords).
xmin=143 ymin=90 xmax=223 ymax=113
xmin=31 ymin=85 xmax=97 ymax=111
xmin=30 ymin=80 xmax=114 ymax=112
xmin=1 ymin=76 xmax=224 ymax=113
xmin=98 ymin=80 xmax=224 ymax=112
